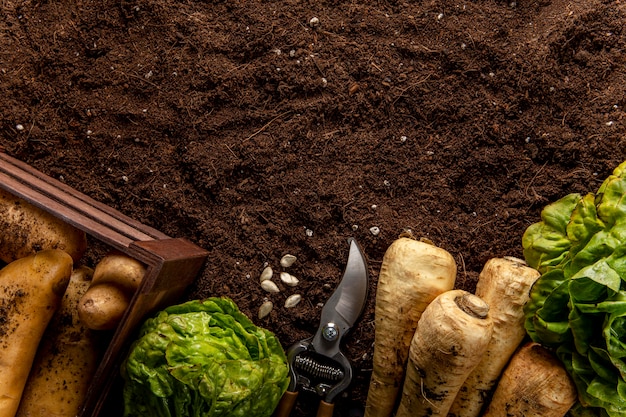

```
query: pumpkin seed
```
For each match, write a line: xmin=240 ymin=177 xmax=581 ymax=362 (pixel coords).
xmin=280 ymin=272 xmax=299 ymax=287
xmin=261 ymin=280 xmax=280 ymax=293
xmin=280 ymin=254 xmax=297 ymax=268
xmin=259 ymin=266 xmax=273 ymax=282
xmin=258 ymin=300 xmax=273 ymax=319
xmin=285 ymin=294 xmax=302 ymax=308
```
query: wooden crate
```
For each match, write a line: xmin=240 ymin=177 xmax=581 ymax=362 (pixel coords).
xmin=0 ymin=152 xmax=209 ymax=416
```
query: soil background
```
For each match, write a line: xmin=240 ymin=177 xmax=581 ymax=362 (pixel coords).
xmin=1 ymin=0 xmax=626 ymax=415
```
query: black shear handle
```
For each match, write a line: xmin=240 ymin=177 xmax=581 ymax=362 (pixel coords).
xmin=272 ymin=391 xmax=335 ymax=417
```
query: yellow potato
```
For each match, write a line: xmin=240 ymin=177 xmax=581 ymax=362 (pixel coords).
xmin=0 ymin=249 xmax=73 ymax=417
xmin=0 ymin=189 xmax=87 ymax=263
xmin=90 ymin=251 xmax=146 ymax=293
xmin=78 ymin=283 xmax=131 ymax=330
xmin=78 ymin=252 xmax=145 ymax=330
xmin=16 ymin=265 xmax=106 ymax=417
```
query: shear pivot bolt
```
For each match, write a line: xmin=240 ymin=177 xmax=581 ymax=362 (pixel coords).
xmin=322 ymin=323 xmax=339 ymax=341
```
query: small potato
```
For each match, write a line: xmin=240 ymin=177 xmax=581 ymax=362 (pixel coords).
xmin=0 ymin=249 xmax=73 ymax=417
xmin=78 ymin=283 xmax=131 ymax=330
xmin=78 ymin=252 xmax=146 ymax=330
xmin=91 ymin=251 xmax=146 ymax=293
xmin=16 ymin=265 xmax=106 ymax=417
xmin=0 ymin=188 xmax=87 ymax=263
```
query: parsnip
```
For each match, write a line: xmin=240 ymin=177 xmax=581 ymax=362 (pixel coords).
xmin=0 ymin=188 xmax=87 ymax=263
xmin=0 ymin=249 xmax=73 ymax=417
xmin=481 ymin=342 xmax=577 ymax=417
xmin=448 ymin=257 xmax=541 ymax=417
xmin=364 ymin=236 xmax=457 ymax=417
xmin=78 ymin=251 xmax=146 ymax=330
xmin=16 ymin=265 xmax=105 ymax=417
xmin=395 ymin=290 xmax=493 ymax=417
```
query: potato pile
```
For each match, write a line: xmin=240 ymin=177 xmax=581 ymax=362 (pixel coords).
xmin=0 ymin=189 xmax=146 ymax=417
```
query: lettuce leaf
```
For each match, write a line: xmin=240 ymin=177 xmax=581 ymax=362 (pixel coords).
xmin=121 ymin=297 xmax=289 ymax=417
xmin=523 ymin=161 xmax=626 ymax=417
xmin=522 ymin=192 xmax=581 ymax=274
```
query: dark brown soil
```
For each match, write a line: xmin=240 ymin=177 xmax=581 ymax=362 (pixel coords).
xmin=1 ymin=0 xmax=626 ymax=415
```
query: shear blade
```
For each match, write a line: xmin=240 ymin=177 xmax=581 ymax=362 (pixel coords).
xmin=312 ymin=238 xmax=368 ymax=355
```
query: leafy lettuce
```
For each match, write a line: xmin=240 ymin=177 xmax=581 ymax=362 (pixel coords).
xmin=121 ymin=297 xmax=289 ymax=417
xmin=523 ymin=161 xmax=626 ymax=417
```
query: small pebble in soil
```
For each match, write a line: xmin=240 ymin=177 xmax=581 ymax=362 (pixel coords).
xmin=309 ymin=16 xmax=320 ymax=27
xmin=370 ymin=226 xmax=380 ymax=236
xmin=285 ymin=294 xmax=302 ymax=308
xmin=15 ymin=124 xmax=24 ymax=131
xmin=261 ymin=280 xmax=280 ymax=293
xmin=258 ymin=300 xmax=273 ymax=319
xmin=259 ymin=266 xmax=273 ymax=282
xmin=280 ymin=272 xmax=299 ymax=287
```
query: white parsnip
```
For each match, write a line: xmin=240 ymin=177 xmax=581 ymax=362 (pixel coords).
xmin=395 ymin=290 xmax=494 ymax=417
xmin=481 ymin=342 xmax=577 ymax=417
xmin=364 ymin=236 xmax=457 ymax=417
xmin=448 ymin=257 xmax=541 ymax=417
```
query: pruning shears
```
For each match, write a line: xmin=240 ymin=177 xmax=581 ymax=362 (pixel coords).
xmin=273 ymin=238 xmax=369 ymax=417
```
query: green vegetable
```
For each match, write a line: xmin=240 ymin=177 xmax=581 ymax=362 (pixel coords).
xmin=121 ymin=297 xmax=289 ymax=417
xmin=523 ymin=161 xmax=626 ymax=417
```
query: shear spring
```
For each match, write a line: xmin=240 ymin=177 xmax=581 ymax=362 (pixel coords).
xmin=294 ymin=354 xmax=345 ymax=381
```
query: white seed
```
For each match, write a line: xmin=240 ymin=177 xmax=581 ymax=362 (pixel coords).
xmin=309 ymin=17 xmax=320 ymax=27
xmin=258 ymin=300 xmax=273 ymax=319
xmin=261 ymin=280 xmax=280 ymax=293
xmin=259 ymin=266 xmax=273 ymax=282
xmin=285 ymin=294 xmax=302 ymax=308
xmin=280 ymin=254 xmax=297 ymax=268
xmin=370 ymin=226 xmax=380 ymax=236
xmin=280 ymin=272 xmax=299 ymax=287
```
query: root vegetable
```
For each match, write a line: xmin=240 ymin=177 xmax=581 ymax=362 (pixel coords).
xmin=0 ymin=249 xmax=73 ymax=417
xmin=16 ymin=265 xmax=105 ymax=417
xmin=448 ymin=257 xmax=541 ymax=417
xmin=395 ymin=290 xmax=494 ymax=417
xmin=79 ymin=284 xmax=131 ymax=330
xmin=365 ymin=236 xmax=457 ymax=417
xmin=78 ymin=251 xmax=146 ymax=330
xmin=481 ymin=342 xmax=577 ymax=417
xmin=0 ymin=188 xmax=87 ymax=263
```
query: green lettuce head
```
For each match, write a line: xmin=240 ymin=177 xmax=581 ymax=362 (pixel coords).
xmin=121 ymin=297 xmax=289 ymax=417
xmin=523 ymin=161 xmax=626 ymax=417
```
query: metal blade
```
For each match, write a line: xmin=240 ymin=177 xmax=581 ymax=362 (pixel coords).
xmin=332 ymin=238 xmax=369 ymax=325
xmin=312 ymin=238 xmax=368 ymax=356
